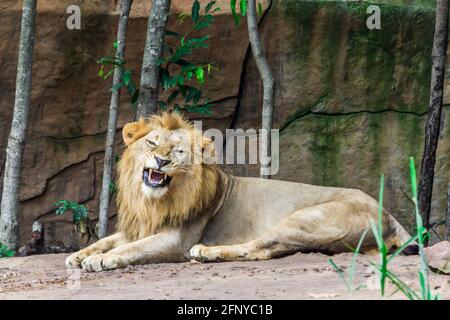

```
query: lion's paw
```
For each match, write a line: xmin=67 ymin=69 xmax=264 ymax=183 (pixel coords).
xmin=190 ymin=244 xmax=206 ymax=261
xmin=65 ymin=252 xmax=87 ymax=269
xmin=190 ymin=244 xmax=222 ymax=262
xmin=82 ymin=253 xmax=121 ymax=272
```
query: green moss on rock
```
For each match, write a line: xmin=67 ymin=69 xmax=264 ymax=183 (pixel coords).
xmin=278 ymin=0 xmax=434 ymax=116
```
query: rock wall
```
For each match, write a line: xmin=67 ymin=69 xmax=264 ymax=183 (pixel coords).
xmin=0 ymin=0 xmax=448 ymax=247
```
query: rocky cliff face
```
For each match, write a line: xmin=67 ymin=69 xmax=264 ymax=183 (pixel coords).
xmin=0 ymin=0 xmax=448 ymax=247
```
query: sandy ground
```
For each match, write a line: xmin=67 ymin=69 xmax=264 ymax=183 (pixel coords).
xmin=0 ymin=252 xmax=449 ymax=300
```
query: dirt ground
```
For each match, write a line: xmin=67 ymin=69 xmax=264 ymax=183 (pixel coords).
xmin=0 ymin=252 xmax=449 ymax=300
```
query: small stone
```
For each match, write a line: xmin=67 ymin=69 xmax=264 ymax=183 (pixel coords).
xmin=424 ymin=241 xmax=450 ymax=275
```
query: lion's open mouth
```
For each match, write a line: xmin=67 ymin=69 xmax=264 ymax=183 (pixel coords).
xmin=143 ymin=168 xmax=171 ymax=188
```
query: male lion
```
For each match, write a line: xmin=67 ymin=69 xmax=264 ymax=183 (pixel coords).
xmin=66 ymin=112 xmax=413 ymax=272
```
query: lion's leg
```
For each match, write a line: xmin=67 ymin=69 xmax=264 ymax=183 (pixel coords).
xmin=190 ymin=201 xmax=372 ymax=262
xmin=65 ymin=232 xmax=128 ymax=268
xmin=81 ymin=230 xmax=189 ymax=272
xmin=80 ymin=212 xmax=213 ymax=272
xmin=190 ymin=233 xmax=297 ymax=262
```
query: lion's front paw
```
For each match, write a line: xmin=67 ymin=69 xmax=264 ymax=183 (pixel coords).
xmin=66 ymin=251 xmax=87 ymax=269
xmin=190 ymin=244 xmax=221 ymax=262
xmin=190 ymin=244 xmax=206 ymax=261
xmin=81 ymin=253 xmax=121 ymax=272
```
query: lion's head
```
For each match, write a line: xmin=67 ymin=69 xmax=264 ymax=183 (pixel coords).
xmin=116 ymin=112 xmax=220 ymax=241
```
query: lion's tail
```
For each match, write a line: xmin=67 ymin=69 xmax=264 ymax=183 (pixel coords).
xmin=387 ymin=214 xmax=419 ymax=255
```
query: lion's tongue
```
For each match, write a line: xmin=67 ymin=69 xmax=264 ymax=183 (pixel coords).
xmin=150 ymin=170 xmax=165 ymax=184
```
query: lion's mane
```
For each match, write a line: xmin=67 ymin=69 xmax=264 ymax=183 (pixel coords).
xmin=116 ymin=113 xmax=220 ymax=241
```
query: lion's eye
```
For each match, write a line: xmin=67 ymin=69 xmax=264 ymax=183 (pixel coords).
xmin=146 ymin=140 xmax=157 ymax=148
xmin=173 ymin=149 xmax=184 ymax=154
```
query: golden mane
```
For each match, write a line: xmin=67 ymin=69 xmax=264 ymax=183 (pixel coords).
xmin=116 ymin=112 xmax=220 ymax=241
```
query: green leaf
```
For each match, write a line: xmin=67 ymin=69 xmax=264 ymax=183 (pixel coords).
xmin=122 ymin=70 xmax=132 ymax=86
xmin=109 ymin=182 xmax=118 ymax=193
xmin=0 ymin=243 xmax=15 ymax=258
xmin=54 ymin=200 xmax=88 ymax=226
xmin=240 ymin=0 xmax=247 ymax=16
xmin=179 ymin=86 xmax=187 ymax=97
xmin=158 ymin=101 xmax=168 ymax=110
xmin=132 ymin=89 xmax=139 ymax=105
xmin=174 ymin=59 xmax=192 ymax=67
xmin=258 ymin=2 xmax=263 ymax=16
xmin=113 ymin=40 xmax=119 ymax=49
xmin=193 ymin=89 xmax=202 ymax=103
xmin=165 ymin=30 xmax=181 ymax=38
xmin=192 ymin=0 xmax=200 ymax=23
xmin=167 ymin=90 xmax=180 ymax=104
xmin=177 ymin=12 xmax=188 ymax=23
xmin=185 ymin=87 xmax=198 ymax=103
xmin=230 ymin=0 xmax=240 ymax=26
xmin=193 ymin=14 xmax=214 ymax=31
xmin=98 ymin=67 xmax=105 ymax=78
xmin=196 ymin=67 xmax=205 ymax=84
xmin=78 ymin=219 xmax=87 ymax=234
xmin=205 ymin=1 xmax=217 ymax=14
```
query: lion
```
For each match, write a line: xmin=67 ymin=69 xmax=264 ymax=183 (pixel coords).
xmin=66 ymin=112 xmax=413 ymax=272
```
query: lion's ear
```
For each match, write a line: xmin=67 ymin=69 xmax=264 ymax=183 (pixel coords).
xmin=122 ymin=118 xmax=151 ymax=145
xmin=202 ymin=137 xmax=217 ymax=163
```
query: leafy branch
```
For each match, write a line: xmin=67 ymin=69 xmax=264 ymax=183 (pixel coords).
xmin=0 ymin=243 xmax=15 ymax=258
xmin=96 ymin=40 xmax=139 ymax=107
xmin=95 ymin=0 xmax=220 ymax=115
xmin=54 ymin=200 xmax=98 ymax=243
xmin=230 ymin=0 xmax=263 ymax=26
xmin=158 ymin=0 xmax=220 ymax=114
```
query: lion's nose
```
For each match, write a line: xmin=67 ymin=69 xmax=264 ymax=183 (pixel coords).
xmin=155 ymin=156 xmax=170 ymax=168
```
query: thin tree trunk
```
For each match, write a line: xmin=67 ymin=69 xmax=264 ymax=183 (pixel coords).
xmin=0 ymin=0 xmax=37 ymax=251
xmin=446 ymin=182 xmax=450 ymax=240
xmin=247 ymin=0 xmax=274 ymax=179
xmin=98 ymin=0 xmax=133 ymax=239
xmin=418 ymin=0 xmax=449 ymax=237
xmin=136 ymin=0 xmax=171 ymax=119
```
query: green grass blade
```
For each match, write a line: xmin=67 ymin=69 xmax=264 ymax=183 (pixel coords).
xmin=387 ymin=234 xmax=419 ymax=264
xmin=409 ymin=157 xmax=418 ymax=200
xmin=369 ymin=220 xmax=382 ymax=249
xmin=328 ymin=258 xmax=351 ymax=292
xmin=349 ymin=229 xmax=368 ymax=284
xmin=378 ymin=174 xmax=385 ymax=240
